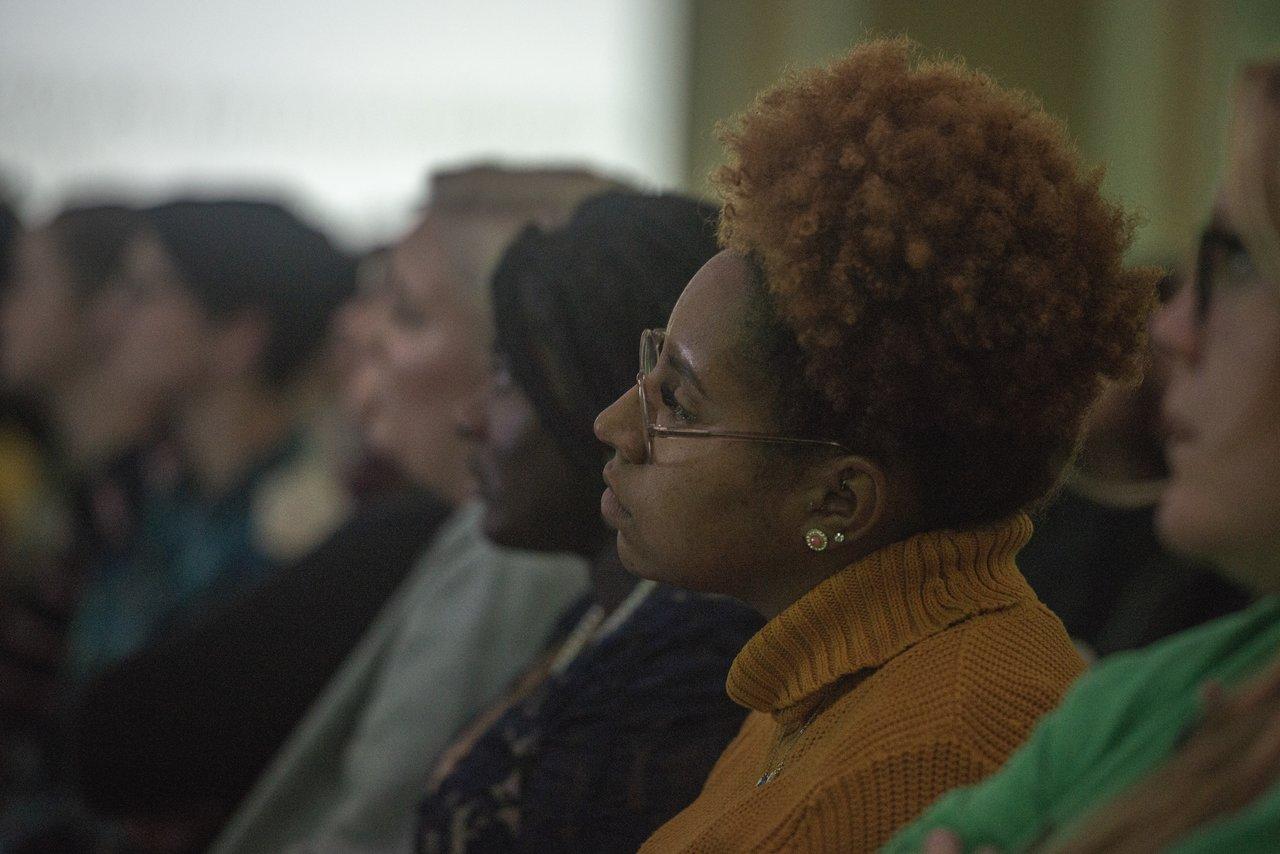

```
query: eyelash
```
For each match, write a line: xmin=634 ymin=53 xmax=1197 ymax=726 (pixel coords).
xmin=660 ymin=384 xmax=695 ymax=423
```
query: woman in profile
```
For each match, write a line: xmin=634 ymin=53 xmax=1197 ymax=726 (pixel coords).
xmin=592 ymin=39 xmax=1157 ymax=851
xmin=417 ymin=191 xmax=762 ymax=853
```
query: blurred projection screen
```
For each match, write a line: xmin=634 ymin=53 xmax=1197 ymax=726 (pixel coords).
xmin=0 ymin=0 xmax=688 ymax=245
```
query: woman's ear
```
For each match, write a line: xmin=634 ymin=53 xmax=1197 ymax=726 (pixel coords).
xmin=806 ymin=455 xmax=888 ymax=548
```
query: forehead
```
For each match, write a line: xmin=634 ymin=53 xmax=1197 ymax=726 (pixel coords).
xmin=664 ymin=250 xmax=760 ymax=399
xmin=666 ymin=250 xmax=754 ymax=346
xmin=389 ymin=218 xmax=457 ymax=299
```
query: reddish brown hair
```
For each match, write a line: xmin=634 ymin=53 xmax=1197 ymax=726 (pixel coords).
xmin=715 ymin=39 xmax=1159 ymax=528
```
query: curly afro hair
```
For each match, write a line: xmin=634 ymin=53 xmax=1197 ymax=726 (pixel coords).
xmin=715 ymin=39 xmax=1159 ymax=530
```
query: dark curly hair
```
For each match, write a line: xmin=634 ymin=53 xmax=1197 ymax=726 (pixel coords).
xmin=715 ymin=39 xmax=1159 ymax=530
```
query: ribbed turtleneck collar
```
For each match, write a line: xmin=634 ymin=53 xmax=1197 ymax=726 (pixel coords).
xmin=726 ymin=514 xmax=1037 ymax=714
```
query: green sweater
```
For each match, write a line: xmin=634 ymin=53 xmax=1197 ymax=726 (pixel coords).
xmin=887 ymin=595 xmax=1280 ymax=852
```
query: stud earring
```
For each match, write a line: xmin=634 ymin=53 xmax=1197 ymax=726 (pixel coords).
xmin=804 ymin=529 xmax=829 ymax=552
xmin=832 ymin=532 xmax=846 ymax=544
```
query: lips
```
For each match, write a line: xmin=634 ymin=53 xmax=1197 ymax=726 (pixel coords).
xmin=601 ymin=463 xmax=632 ymax=526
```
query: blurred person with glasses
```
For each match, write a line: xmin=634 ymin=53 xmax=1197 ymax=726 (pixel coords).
xmin=892 ymin=58 xmax=1280 ymax=854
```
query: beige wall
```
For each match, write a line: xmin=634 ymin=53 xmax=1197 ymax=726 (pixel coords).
xmin=683 ymin=0 xmax=1280 ymax=262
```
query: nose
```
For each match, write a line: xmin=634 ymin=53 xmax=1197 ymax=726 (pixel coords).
xmin=1151 ymin=273 xmax=1202 ymax=368
xmin=594 ymin=383 xmax=647 ymax=464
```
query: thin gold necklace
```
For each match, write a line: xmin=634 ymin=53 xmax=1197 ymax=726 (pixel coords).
xmin=755 ymin=703 xmax=823 ymax=787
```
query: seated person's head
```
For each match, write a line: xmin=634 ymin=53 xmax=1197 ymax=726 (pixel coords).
xmin=1154 ymin=60 xmax=1280 ymax=592
xmin=360 ymin=167 xmax=622 ymax=504
xmin=105 ymin=199 xmax=353 ymax=424
xmin=594 ymin=40 xmax=1157 ymax=612
xmin=458 ymin=191 xmax=719 ymax=555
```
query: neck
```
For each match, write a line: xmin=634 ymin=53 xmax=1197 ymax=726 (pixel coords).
xmin=588 ymin=536 xmax=640 ymax=614
xmin=427 ymin=437 xmax=477 ymax=507
xmin=179 ymin=380 xmax=295 ymax=498
xmin=1215 ymin=545 xmax=1280 ymax=598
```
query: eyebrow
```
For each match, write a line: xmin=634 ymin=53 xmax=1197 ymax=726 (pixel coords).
xmin=667 ymin=346 xmax=709 ymax=400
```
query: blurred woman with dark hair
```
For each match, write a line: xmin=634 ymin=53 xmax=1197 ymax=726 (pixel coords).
xmin=61 ymin=199 xmax=357 ymax=685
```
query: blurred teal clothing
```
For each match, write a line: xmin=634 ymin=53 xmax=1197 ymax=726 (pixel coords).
xmin=886 ymin=596 xmax=1280 ymax=852
xmin=63 ymin=436 xmax=313 ymax=685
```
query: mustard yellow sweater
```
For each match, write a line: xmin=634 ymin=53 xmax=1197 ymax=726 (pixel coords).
xmin=639 ymin=515 xmax=1085 ymax=853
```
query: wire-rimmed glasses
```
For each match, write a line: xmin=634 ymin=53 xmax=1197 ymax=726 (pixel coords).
xmin=635 ymin=327 xmax=849 ymax=460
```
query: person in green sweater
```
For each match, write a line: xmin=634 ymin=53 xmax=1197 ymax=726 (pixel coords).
xmin=888 ymin=59 xmax=1280 ymax=854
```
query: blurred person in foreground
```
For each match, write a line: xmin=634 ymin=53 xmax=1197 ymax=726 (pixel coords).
xmin=592 ymin=39 xmax=1155 ymax=852
xmin=1018 ymin=271 xmax=1249 ymax=659
xmin=204 ymin=166 xmax=614 ymax=854
xmin=417 ymin=191 xmax=762 ymax=853
xmin=892 ymin=58 xmax=1280 ymax=853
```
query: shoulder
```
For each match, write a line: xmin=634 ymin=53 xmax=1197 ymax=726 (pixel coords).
xmin=1049 ymin=597 xmax=1280 ymax=733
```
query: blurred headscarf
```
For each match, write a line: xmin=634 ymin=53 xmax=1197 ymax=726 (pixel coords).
xmin=490 ymin=191 xmax=720 ymax=481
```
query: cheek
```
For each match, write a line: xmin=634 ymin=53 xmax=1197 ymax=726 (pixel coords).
xmin=2 ymin=288 xmax=78 ymax=369
xmin=620 ymin=454 xmax=780 ymax=591
xmin=385 ymin=326 xmax=479 ymax=401
xmin=111 ymin=310 xmax=206 ymax=393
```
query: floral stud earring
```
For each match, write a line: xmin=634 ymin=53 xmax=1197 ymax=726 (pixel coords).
xmin=832 ymin=532 xmax=846 ymax=544
xmin=805 ymin=529 xmax=829 ymax=552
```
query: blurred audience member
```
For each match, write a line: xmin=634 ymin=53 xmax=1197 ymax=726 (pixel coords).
xmin=892 ymin=58 xmax=1280 ymax=853
xmin=417 ymin=192 xmax=762 ymax=853
xmin=60 ymin=199 xmax=356 ymax=687
xmin=70 ymin=244 xmax=448 ymax=851
xmin=1019 ymin=275 xmax=1250 ymax=659
xmin=0 ymin=202 xmax=147 ymax=853
xmin=206 ymin=166 xmax=613 ymax=854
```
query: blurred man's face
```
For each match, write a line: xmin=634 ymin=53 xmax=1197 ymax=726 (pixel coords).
xmin=361 ymin=216 xmax=489 ymax=496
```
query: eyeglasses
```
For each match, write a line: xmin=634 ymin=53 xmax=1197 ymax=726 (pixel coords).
xmin=635 ymin=327 xmax=849 ymax=460
xmin=1194 ymin=227 xmax=1256 ymax=323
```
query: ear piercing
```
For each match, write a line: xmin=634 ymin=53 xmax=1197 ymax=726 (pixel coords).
xmin=805 ymin=529 xmax=828 ymax=551
xmin=805 ymin=529 xmax=847 ymax=551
